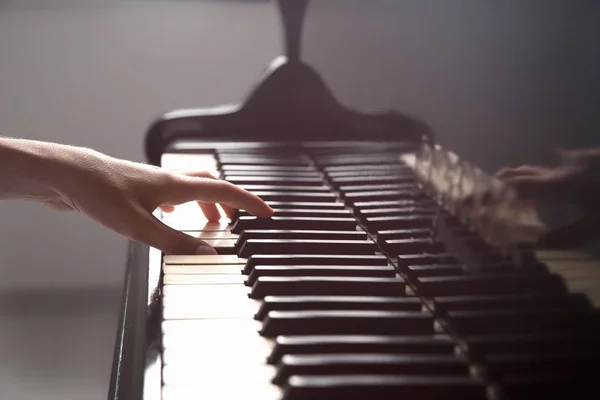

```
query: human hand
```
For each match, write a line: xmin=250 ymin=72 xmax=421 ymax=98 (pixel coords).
xmin=495 ymin=148 xmax=600 ymax=212
xmin=5 ymin=142 xmax=274 ymax=255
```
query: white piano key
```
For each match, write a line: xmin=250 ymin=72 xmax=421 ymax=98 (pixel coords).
xmin=164 ymin=254 xmax=246 ymax=265
xmin=163 ymin=274 xmax=245 ymax=285
xmin=162 ymin=319 xmax=265 ymax=346
xmin=162 ymin=382 xmax=282 ymax=400
xmin=193 ymin=238 xmax=237 ymax=249
xmin=183 ymin=231 xmax=239 ymax=239
xmin=162 ymin=338 xmax=273 ymax=363
xmin=162 ymin=285 xmax=251 ymax=301
xmin=163 ymin=264 xmax=242 ymax=275
xmin=162 ymin=298 xmax=259 ymax=319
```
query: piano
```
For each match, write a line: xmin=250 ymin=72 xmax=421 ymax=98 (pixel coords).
xmin=107 ymin=1 xmax=600 ymax=399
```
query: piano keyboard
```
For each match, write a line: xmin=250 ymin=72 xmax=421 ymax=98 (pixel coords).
xmin=156 ymin=142 xmax=600 ymax=400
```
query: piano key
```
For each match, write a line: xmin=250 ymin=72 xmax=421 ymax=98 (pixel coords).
xmin=315 ymin=156 xmax=404 ymax=166
xmin=164 ymin=254 xmax=246 ymax=265
xmin=249 ymin=276 xmax=406 ymax=299
xmin=416 ymin=274 xmax=567 ymax=297
xmin=339 ymin=184 xmax=417 ymax=193
xmin=280 ymin=375 xmax=488 ymax=400
xmin=237 ymin=209 xmax=352 ymax=219
xmin=242 ymin=191 xmax=338 ymax=202
xmin=220 ymin=164 xmax=314 ymax=172
xmin=364 ymin=215 xmax=434 ymax=231
xmin=163 ymin=274 xmax=245 ymax=285
xmin=268 ymin=335 xmax=455 ymax=365
xmin=221 ymin=170 xmax=321 ymax=177
xmin=163 ymin=264 xmax=242 ymax=275
xmin=243 ymin=254 xmax=389 ymax=274
xmin=255 ymin=295 xmax=421 ymax=321
xmin=225 ymin=176 xmax=324 ymax=186
xmin=237 ymin=229 xmax=368 ymax=246
xmin=247 ymin=265 xmax=396 ymax=286
xmin=162 ymin=290 xmax=259 ymax=319
xmin=265 ymin=201 xmax=346 ymax=209
xmin=183 ymin=230 xmax=238 ymax=240
xmin=218 ymin=157 xmax=308 ymax=166
xmin=273 ymin=353 xmax=470 ymax=385
xmin=431 ymin=293 xmax=591 ymax=313
xmin=376 ymin=228 xmax=432 ymax=241
xmin=326 ymin=168 xmax=412 ymax=177
xmin=483 ymin=352 xmax=598 ymax=379
xmin=463 ymin=332 xmax=600 ymax=356
xmin=231 ymin=216 xmax=357 ymax=234
xmin=331 ymin=176 xmax=417 ymax=188
xmin=238 ymin=185 xmax=332 ymax=192
xmin=191 ymin=238 xmax=237 ymax=254
xmin=448 ymin=309 xmax=600 ymax=335
xmin=396 ymin=253 xmax=462 ymax=268
xmin=238 ymin=239 xmax=378 ymax=258
xmin=403 ymin=264 xmax=466 ymax=279
xmin=344 ymin=190 xmax=424 ymax=204
xmin=499 ymin=373 xmax=594 ymax=400
xmin=379 ymin=238 xmax=445 ymax=255
xmin=353 ymin=200 xmax=435 ymax=209
xmin=324 ymin=164 xmax=412 ymax=172
xmin=356 ymin=207 xmax=436 ymax=219
xmin=260 ymin=310 xmax=434 ymax=336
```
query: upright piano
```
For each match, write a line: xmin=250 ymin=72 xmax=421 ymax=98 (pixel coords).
xmin=108 ymin=1 xmax=600 ymax=399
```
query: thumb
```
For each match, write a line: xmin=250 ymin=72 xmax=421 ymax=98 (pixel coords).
xmin=128 ymin=207 xmax=217 ymax=255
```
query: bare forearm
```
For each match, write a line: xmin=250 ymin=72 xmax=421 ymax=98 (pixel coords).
xmin=0 ymin=137 xmax=68 ymax=200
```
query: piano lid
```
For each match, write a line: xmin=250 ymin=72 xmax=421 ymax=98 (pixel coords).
xmin=145 ymin=0 xmax=433 ymax=165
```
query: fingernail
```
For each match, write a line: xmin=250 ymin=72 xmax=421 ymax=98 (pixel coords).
xmin=195 ymin=245 xmax=217 ymax=255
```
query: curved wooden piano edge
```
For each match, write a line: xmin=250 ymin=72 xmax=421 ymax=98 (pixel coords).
xmin=108 ymin=240 xmax=158 ymax=400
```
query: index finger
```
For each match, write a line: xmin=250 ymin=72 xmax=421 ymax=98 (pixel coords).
xmin=169 ymin=177 xmax=274 ymax=218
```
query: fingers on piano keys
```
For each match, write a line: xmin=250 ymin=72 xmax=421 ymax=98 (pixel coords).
xmin=157 ymin=145 xmax=599 ymax=400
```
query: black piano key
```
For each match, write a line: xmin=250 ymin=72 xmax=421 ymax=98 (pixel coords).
xmin=218 ymin=157 xmax=308 ymax=166
xmin=364 ymin=215 xmax=434 ymax=232
xmin=243 ymin=254 xmax=389 ymax=274
xmin=416 ymin=274 xmax=567 ymax=297
xmin=281 ymin=375 xmax=487 ymax=400
xmin=247 ymin=265 xmax=395 ymax=286
xmin=268 ymin=335 xmax=455 ymax=365
xmin=324 ymin=163 xmax=411 ymax=172
xmin=398 ymin=253 xmax=459 ymax=267
xmin=448 ymin=309 xmax=600 ymax=335
xmin=354 ymin=200 xmax=435 ymax=209
xmin=255 ymin=295 xmax=420 ymax=320
xmin=379 ymin=238 xmax=445 ymax=255
xmin=404 ymin=264 xmax=466 ymax=279
xmin=225 ymin=176 xmax=324 ymax=186
xmin=356 ymin=207 xmax=436 ymax=220
xmin=315 ymin=156 xmax=404 ymax=166
xmin=237 ymin=185 xmax=331 ymax=192
xmin=344 ymin=190 xmax=425 ymax=204
xmin=260 ymin=310 xmax=434 ymax=336
xmin=484 ymin=352 xmax=597 ymax=380
xmin=230 ymin=216 xmax=356 ymax=234
xmin=500 ymin=373 xmax=595 ymax=400
xmin=238 ymin=239 xmax=378 ymax=258
xmin=326 ymin=166 xmax=412 ymax=177
xmin=221 ymin=165 xmax=314 ymax=172
xmin=241 ymin=191 xmax=338 ymax=202
xmin=339 ymin=184 xmax=416 ymax=193
xmin=249 ymin=276 xmax=406 ymax=299
xmin=265 ymin=201 xmax=346 ymax=209
xmin=432 ymin=293 xmax=591 ymax=314
xmin=221 ymin=170 xmax=320 ymax=177
xmin=464 ymin=332 xmax=600 ymax=356
xmin=236 ymin=229 xmax=368 ymax=246
xmin=273 ymin=354 xmax=470 ymax=385
xmin=377 ymin=228 xmax=432 ymax=241
xmin=237 ymin=209 xmax=352 ymax=220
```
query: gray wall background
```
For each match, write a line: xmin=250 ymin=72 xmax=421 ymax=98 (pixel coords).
xmin=0 ymin=0 xmax=598 ymax=300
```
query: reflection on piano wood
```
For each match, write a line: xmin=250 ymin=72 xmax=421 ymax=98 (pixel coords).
xmin=107 ymin=1 xmax=600 ymax=400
